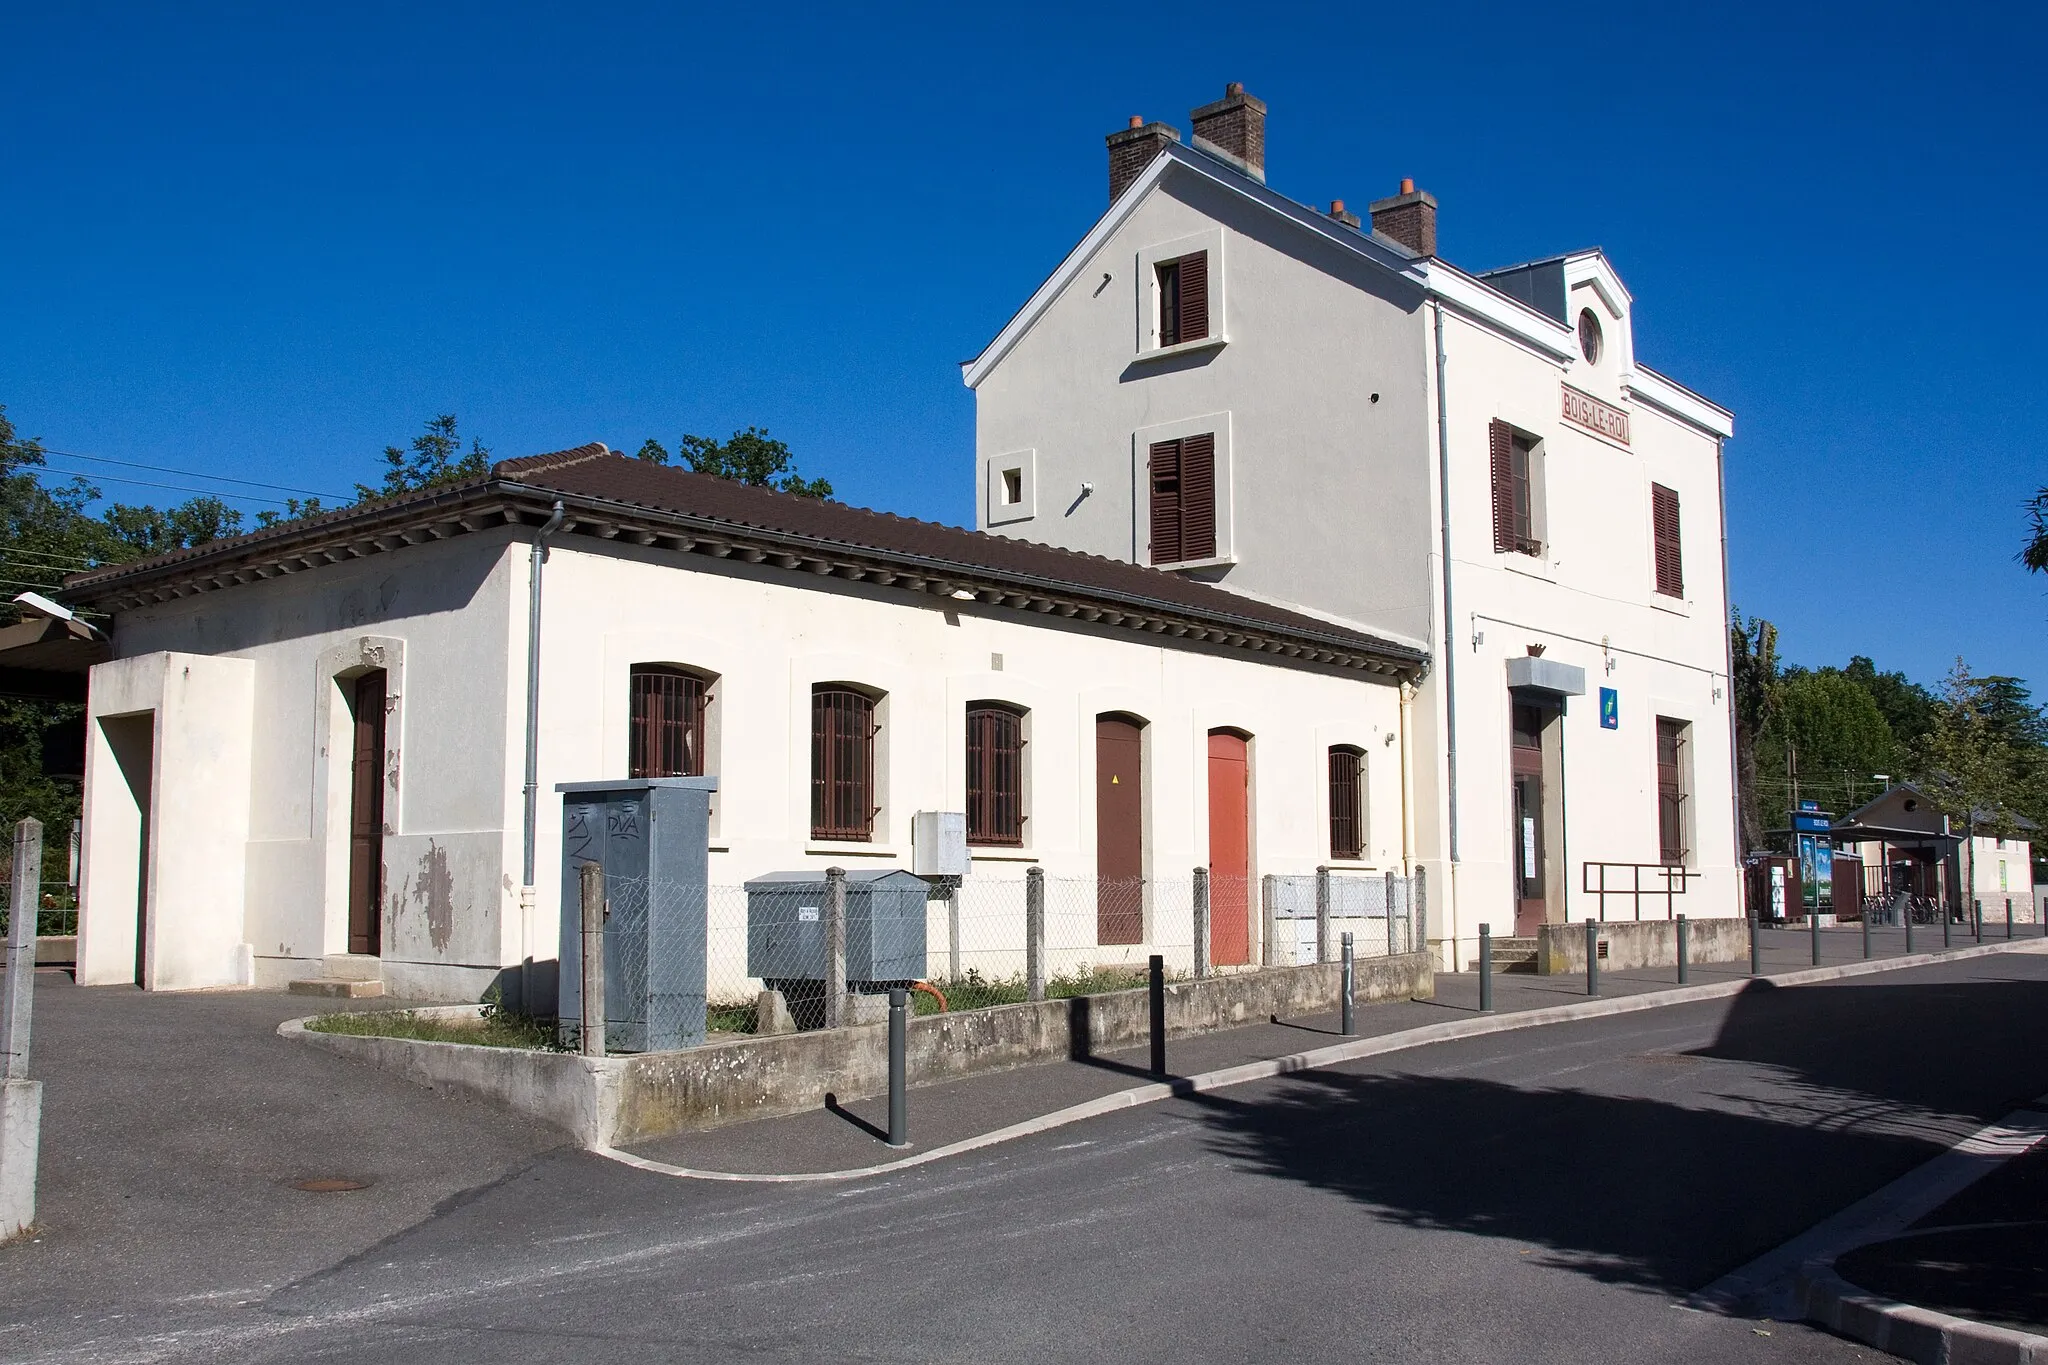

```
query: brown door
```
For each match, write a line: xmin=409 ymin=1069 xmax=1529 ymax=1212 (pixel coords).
xmin=1510 ymin=701 xmax=1547 ymax=937
xmin=1207 ymin=731 xmax=1251 ymax=965
xmin=348 ymin=670 xmax=387 ymax=956
xmin=1096 ymin=716 xmax=1144 ymax=944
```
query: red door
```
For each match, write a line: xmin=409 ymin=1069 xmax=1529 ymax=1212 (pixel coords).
xmin=1096 ymin=716 xmax=1144 ymax=945
xmin=1207 ymin=731 xmax=1251 ymax=965
xmin=348 ymin=670 xmax=387 ymax=956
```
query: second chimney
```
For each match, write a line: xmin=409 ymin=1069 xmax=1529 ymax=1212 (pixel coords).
xmin=1190 ymin=82 xmax=1266 ymax=183
xmin=1369 ymin=177 xmax=1438 ymax=257
xmin=1107 ymin=116 xmax=1181 ymax=204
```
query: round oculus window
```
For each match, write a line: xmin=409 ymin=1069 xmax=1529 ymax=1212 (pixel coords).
xmin=1578 ymin=309 xmax=1603 ymax=365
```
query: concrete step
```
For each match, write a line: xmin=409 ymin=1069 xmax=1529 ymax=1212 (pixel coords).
xmin=288 ymin=978 xmax=385 ymax=999
xmin=323 ymin=953 xmax=383 ymax=982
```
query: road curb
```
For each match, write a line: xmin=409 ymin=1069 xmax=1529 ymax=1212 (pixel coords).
xmin=1797 ymin=1259 xmax=2048 ymax=1364
xmin=600 ymin=937 xmax=2048 ymax=1184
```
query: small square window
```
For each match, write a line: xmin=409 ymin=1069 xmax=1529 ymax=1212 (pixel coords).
xmin=1001 ymin=467 xmax=1023 ymax=506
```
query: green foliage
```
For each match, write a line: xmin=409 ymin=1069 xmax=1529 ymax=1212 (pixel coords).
xmin=2023 ymin=488 xmax=2048 ymax=575
xmin=1759 ymin=671 xmax=1900 ymax=795
xmin=1914 ymin=660 xmax=2048 ymax=837
xmin=306 ymin=1007 xmax=561 ymax=1050
xmin=1841 ymin=655 xmax=1939 ymax=749
xmin=638 ymin=426 xmax=832 ymax=498
xmin=356 ymin=414 xmax=491 ymax=501
xmin=1729 ymin=611 xmax=1781 ymax=851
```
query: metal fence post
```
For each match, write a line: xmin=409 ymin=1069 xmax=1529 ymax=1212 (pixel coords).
xmin=1192 ymin=867 xmax=1211 ymax=980
xmin=1478 ymin=922 xmax=1494 ymax=1013
xmin=1260 ymin=874 xmax=1277 ymax=967
xmin=886 ymin=988 xmax=909 ymax=1148
xmin=1383 ymin=869 xmax=1399 ymax=955
xmin=824 ymin=867 xmax=848 ymax=1029
xmin=1676 ymin=913 xmax=1689 ymax=985
xmin=1315 ymin=865 xmax=1331 ymax=965
xmin=1147 ymin=954 xmax=1166 ymax=1077
xmin=1585 ymin=919 xmax=1599 ymax=998
xmin=1413 ymin=866 xmax=1428 ymax=963
xmin=1810 ymin=903 xmax=1821 ymax=967
xmin=3 ymin=819 xmax=45 ymax=1242
xmin=1024 ymin=867 xmax=1046 ymax=1002
xmin=947 ymin=882 xmax=962 ymax=983
xmin=1340 ymin=932 xmax=1355 ymax=1035
xmin=578 ymin=860 xmax=605 ymax=1057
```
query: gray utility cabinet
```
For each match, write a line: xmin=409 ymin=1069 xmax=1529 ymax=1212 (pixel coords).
xmin=556 ymin=777 xmax=717 ymax=1053
xmin=745 ymin=869 xmax=929 ymax=1029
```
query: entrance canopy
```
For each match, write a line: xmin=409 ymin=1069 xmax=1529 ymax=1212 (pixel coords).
xmin=0 ymin=614 xmax=110 ymax=701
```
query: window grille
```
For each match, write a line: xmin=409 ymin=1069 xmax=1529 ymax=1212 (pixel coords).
xmin=1657 ymin=717 xmax=1690 ymax=863
xmin=1328 ymin=746 xmax=1365 ymax=861
xmin=628 ymin=666 xmax=709 ymax=778
xmin=966 ymin=704 xmax=1026 ymax=845
xmin=812 ymin=686 xmax=878 ymax=841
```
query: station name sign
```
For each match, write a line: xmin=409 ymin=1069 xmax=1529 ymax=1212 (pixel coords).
xmin=1561 ymin=385 xmax=1630 ymax=445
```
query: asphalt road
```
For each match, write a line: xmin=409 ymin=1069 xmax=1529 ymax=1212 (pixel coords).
xmin=12 ymin=952 xmax=2048 ymax=1364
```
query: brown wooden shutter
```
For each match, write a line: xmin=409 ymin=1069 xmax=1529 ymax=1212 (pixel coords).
xmin=1179 ymin=252 xmax=1209 ymax=342
xmin=1651 ymin=483 xmax=1683 ymax=597
xmin=1149 ymin=439 xmax=1182 ymax=565
xmin=1489 ymin=419 xmax=1516 ymax=553
xmin=1180 ymin=432 xmax=1216 ymax=559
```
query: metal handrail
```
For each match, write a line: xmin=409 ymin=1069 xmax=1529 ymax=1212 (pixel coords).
xmin=1581 ymin=862 xmax=1696 ymax=921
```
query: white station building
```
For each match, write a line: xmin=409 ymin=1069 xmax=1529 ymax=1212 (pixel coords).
xmin=963 ymin=84 xmax=1739 ymax=967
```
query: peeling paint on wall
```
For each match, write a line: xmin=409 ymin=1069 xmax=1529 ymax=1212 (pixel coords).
xmin=413 ymin=840 xmax=456 ymax=954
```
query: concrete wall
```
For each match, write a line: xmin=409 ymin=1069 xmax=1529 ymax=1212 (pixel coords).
xmin=970 ymin=166 xmax=1437 ymax=648
xmin=78 ymin=652 xmax=255 ymax=990
xmin=288 ymin=954 xmax=1432 ymax=1147
xmin=1536 ymin=916 xmax=1749 ymax=976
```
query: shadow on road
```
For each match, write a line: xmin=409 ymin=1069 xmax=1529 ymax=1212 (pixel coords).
xmin=1187 ymin=971 xmax=2048 ymax=1298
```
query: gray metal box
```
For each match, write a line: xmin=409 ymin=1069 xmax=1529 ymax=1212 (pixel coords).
xmin=745 ymin=869 xmax=929 ymax=989
xmin=555 ymin=777 xmax=717 ymax=1053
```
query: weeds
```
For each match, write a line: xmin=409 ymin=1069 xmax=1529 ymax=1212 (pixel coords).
xmin=306 ymin=1008 xmax=562 ymax=1050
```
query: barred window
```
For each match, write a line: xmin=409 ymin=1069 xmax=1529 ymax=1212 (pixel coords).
xmin=1328 ymin=746 xmax=1366 ymax=861
xmin=966 ymin=703 xmax=1026 ymax=846
xmin=628 ymin=665 xmax=710 ymax=778
xmin=1657 ymin=717 xmax=1690 ymax=864
xmin=812 ymin=685 xmax=879 ymax=841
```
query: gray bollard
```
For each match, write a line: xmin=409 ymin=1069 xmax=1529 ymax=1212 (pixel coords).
xmin=1585 ymin=919 xmax=1600 ymax=998
xmin=1340 ymin=932 xmax=1355 ymax=1035
xmin=886 ymin=988 xmax=909 ymax=1148
xmin=579 ymin=860 xmax=605 ymax=1057
xmin=1974 ymin=899 xmax=1983 ymax=944
xmin=1750 ymin=906 xmax=1761 ymax=976
xmin=1677 ymin=913 xmax=1689 ymax=984
xmin=1861 ymin=907 xmax=1870 ymax=960
xmin=1810 ymin=904 xmax=1821 ymax=966
xmin=2007 ymin=898 xmax=2014 ymax=940
xmin=1147 ymin=955 xmax=1166 ymax=1077
xmin=1478 ymin=922 xmax=1494 ymax=1014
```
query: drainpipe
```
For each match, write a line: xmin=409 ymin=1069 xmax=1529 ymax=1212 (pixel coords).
xmin=519 ymin=500 xmax=566 ymax=1005
xmin=1433 ymin=302 xmax=1461 ymax=960
xmin=1716 ymin=435 xmax=1743 ymax=902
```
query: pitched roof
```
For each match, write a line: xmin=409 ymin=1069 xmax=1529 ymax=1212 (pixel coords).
xmin=62 ymin=446 xmax=1427 ymax=681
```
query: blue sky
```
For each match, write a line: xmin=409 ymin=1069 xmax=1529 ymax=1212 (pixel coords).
xmin=4 ymin=2 xmax=2043 ymax=694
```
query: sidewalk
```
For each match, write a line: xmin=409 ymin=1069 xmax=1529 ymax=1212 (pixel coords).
xmin=620 ymin=926 xmax=2048 ymax=1177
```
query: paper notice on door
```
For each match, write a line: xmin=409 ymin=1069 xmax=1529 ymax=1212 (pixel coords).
xmin=1522 ymin=816 xmax=1538 ymax=879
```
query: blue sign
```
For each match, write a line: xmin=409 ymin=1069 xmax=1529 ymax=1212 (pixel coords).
xmin=1599 ymin=688 xmax=1619 ymax=729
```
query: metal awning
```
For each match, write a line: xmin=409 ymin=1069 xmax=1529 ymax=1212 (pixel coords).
xmin=0 ymin=616 xmax=109 ymax=702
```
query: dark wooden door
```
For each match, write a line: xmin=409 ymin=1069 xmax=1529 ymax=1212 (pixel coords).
xmin=1207 ymin=731 xmax=1251 ymax=965
xmin=1096 ymin=716 xmax=1144 ymax=945
xmin=1510 ymin=701 xmax=1547 ymax=938
xmin=348 ymin=670 xmax=387 ymax=956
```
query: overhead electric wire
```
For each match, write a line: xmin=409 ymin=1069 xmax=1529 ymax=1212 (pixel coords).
xmin=34 ymin=446 xmax=346 ymax=501
xmin=37 ymin=466 xmax=307 ymax=507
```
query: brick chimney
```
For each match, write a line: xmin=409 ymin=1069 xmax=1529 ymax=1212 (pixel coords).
xmin=1107 ymin=116 xmax=1181 ymax=204
xmin=1190 ymin=82 xmax=1266 ymax=182
xmin=1326 ymin=199 xmax=1361 ymax=230
xmin=1369 ymin=177 xmax=1438 ymax=256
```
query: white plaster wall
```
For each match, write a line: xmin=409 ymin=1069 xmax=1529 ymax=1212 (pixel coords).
xmin=1972 ymin=837 xmax=2034 ymax=897
xmin=528 ymin=541 xmax=1408 ymax=977
xmin=971 ymin=166 xmax=1436 ymax=646
xmin=104 ymin=534 xmax=521 ymax=993
xmin=78 ymin=652 xmax=254 ymax=990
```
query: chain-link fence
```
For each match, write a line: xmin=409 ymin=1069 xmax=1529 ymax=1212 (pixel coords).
xmin=0 ymin=882 xmax=78 ymax=938
xmin=692 ymin=868 xmax=1423 ymax=1034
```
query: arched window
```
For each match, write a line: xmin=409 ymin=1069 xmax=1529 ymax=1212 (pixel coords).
xmin=812 ymin=685 xmax=879 ymax=841
xmin=629 ymin=666 xmax=712 ymax=778
xmin=1328 ymin=746 xmax=1366 ymax=861
xmin=966 ymin=703 xmax=1026 ymax=846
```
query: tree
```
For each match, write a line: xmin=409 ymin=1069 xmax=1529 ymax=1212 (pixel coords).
xmin=1758 ymin=671 xmax=1900 ymax=812
xmin=1914 ymin=659 xmax=2043 ymax=909
xmin=1729 ymin=611 xmax=1781 ymax=854
xmin=1841 ymin=655 xmax=1939 ymax=750
xmin=356 ymin=414 xmax=490 ymax=500
xmin=637 ymin=426 xmax=831 ymax=498
xmin=2023 ymin=488 xmax=2048 ymax=575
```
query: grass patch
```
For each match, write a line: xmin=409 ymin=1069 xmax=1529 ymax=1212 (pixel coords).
xmin=911 ymin=964 xmax=1163 ymax=1015
xmin=706 ymin=1000 xmax=759 ymax=1035
xmin=306 ymin=1008 xmax=561 ymax=1050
